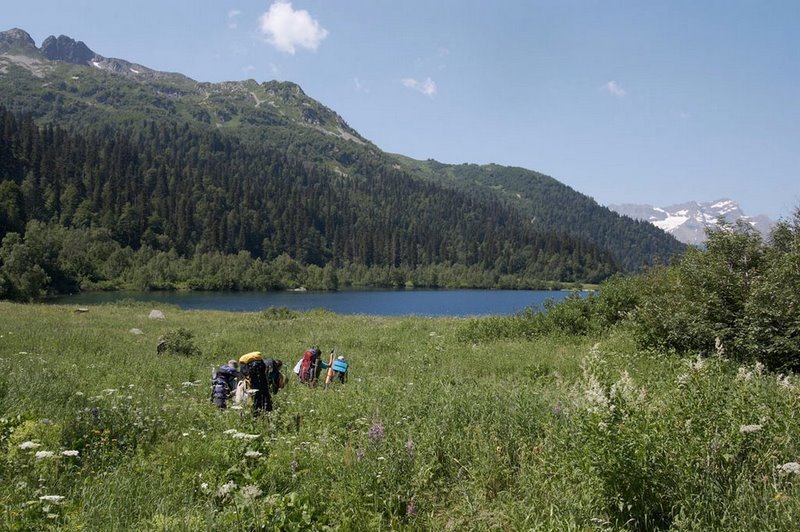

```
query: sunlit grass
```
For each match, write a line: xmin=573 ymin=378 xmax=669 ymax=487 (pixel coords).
xmin=1 ymin=302 xmax=799 ymax=529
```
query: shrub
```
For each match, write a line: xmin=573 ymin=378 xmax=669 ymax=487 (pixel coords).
xmin=157 ymin=327 xmax=200 ymax=357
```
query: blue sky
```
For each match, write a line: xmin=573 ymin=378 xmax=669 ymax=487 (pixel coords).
xmin=3 ymin=1 xmax=799 ymax=218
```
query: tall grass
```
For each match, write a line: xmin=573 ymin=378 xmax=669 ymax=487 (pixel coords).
xmin=1 ymin=302 xmax=799 ymax=529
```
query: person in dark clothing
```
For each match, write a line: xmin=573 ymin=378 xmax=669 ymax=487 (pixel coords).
xmin=211 ymin=359 xmax=239 ymax=409
xmin=239 ymin=353 xmax=272 ymax=415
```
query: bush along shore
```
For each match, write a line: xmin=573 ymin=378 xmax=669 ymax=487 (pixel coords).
xmin=1 ymin=213 xmax=799 ymax=529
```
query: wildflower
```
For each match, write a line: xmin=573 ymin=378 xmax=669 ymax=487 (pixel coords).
xmin=405 ymin=437 xmax=416 ymax=458
xmin=368 ymin=421 xmax=385 ymax=442
xmin=181 ymin=381 xmax=196 ymax=387
xmin=200 ymin=482 xmax=209 ymax=491
xmin=39 ymin=495 xmax=64 ymax=502
xmin=35 ymin=451 xmax=55 ymax=459
xmin=245 ymin=450 xmax=263 ymax=458
xmin=75 ymin=391 xmax=84 ymax=396
xmin=688 ymin=355 xmax=706 ymax=372
xmin=777 ymin=374 xmax=793 ymax=389
xmin=61 ymin=450 xmax=79 ymax=457
xmin=217 ymin=481 xmax=236 ymax=498
xmin=223 ymin=429 xmax=238 ymax=434
xmin=776 ymin=462 xmax=800 ymax=475
xmin=240 ymin=484 xmax=262 ymax=500
xmin=377 ymin=456 xmax=386 ymax=461
xmin=101 ymin=389 xmax=117 ymax=395
xmin=232 ymin=432 xmax=260 ymax=440
xmin=584 ymin=374 xmax=609 ymax=414
xmin=754 ymin=362 xmax=765 ymax=375
xmin=740 ymin=424 xmax=763 ymax=434
xmin=736 ymin=367 xmax=753 ymax=382
xmin=19 ymin=441 xmax=41 ymax=450
xmin=714 ymin=336 xmax=725 ymax=357
xmin=406 ymin=497 xmax=418 ymax=517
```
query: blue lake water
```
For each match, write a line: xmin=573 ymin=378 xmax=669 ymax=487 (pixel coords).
xmin=52 ymin=289 xmax=585 ymax=317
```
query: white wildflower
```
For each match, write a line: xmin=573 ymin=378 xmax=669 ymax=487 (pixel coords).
xmin=35 ymin=451 xmax=55 ymax=459
xmin=688 ymin=355 xmax=706 ymax=372
xmin=61 ymin=450 xmax=79 ymax=457
xmin=223 ymin=429 xmax=238 ymax=435
xmin=200 ymin=482 xmax=209 ymax=491
xmin=245 ymin=450 xmax=262 ymax=458
xmin=19 ymin=441 xmax=41 ymax=450
xmin=39 ymin=495 xmax=64 ymax=502
xmin=181 ymin=381 xmax=196 ymax=387
xmin=776 ymin=462 xmax=800 ymax=475
xmin=232 ymin=432 xmax=260 ymax=440
xmin=714 ymin=336 xmax=725 ymax=357
xmin=217 ymin=480 xmax=236 ymax=497
xmin=75 ymin=391 xmax=84 ymax=396
xmin=754 ymin=361 xmax=765 ymax=375
xmin=777 ymin=374 xmax=793 ymax=389
xmin=240 ymin=484 xmax=262 ymax=500
xmin=740 ymin=424 xmax=763 ymax=434
xmin=584 ymin=374 xmax=609 ymax=414
xmin=736 ymin=367 xmax=753 ymax=382
xmin=101 ymin=388 xmax=117 ymax=395
xmin=230 ymin=405 xmax=243 ymax=410
xmin=182 ymin=433 xmax=189 ymax=437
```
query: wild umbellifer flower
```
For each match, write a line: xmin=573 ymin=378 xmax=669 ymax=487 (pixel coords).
xmin=19 ymin=441 xmax=41 ymax=450
xmin=39 ymin=495 xmax=65 ymax=502
xmin=368 ymin=422 xmax=385 ymax=442
xmin=240 ymin=484 xmax=262 ymax=500
xmin=776 ymin=462 xmax=800 ymax=475
xmin=35 ymin=451 xmax=55 ymax=459
xmin=740 ymin=424 xmax=763 ymax=434
xmin=62 ymin=450 xmax=79 ymax=457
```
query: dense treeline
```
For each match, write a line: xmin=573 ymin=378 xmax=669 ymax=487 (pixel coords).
xmin=461 ymin=213 xmax=800 ymax=370
xmin=430 ymin=162 xmax=687 ymax=271
xmin=0 ymin=107 xmax=616 ymax=299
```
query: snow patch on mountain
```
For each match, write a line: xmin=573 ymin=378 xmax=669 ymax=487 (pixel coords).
xmin=609 ymin=199 xmax=773 ymax=245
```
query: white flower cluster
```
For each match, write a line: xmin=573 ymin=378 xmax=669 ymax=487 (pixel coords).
xmin=776 ymin=462 xmax=800 ymax=475
xmin=739 ymin=424 xmax=763 ymax=434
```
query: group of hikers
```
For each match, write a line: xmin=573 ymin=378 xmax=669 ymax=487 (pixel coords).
xmin=210 ymin=347 xmax=349 ymax=415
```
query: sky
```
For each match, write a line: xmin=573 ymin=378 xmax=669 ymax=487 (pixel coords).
xmin=3 ymin=1 xmax=799 ymax=219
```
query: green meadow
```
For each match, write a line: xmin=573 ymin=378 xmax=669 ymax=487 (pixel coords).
xmin=1 ymin=301 xmax=799 ymax=530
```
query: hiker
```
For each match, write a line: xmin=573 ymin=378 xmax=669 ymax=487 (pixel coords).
xmin=239 ymin=352 xmax=272 ymax=415
xmin=211 ymin=359 xmax=239 ymax=409
xmin=330 ymin=354 xmax=349 ymax=385
xmin=297 ymin=347 xmax=328 ymax=386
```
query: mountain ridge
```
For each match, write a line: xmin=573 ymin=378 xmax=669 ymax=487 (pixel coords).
xmin=609 ymin=199 xmax=773 ymax=245
xmin=0 ymin=27 xmax=685 ymax=277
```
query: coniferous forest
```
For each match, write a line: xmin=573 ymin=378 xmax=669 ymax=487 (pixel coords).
xmin=0 ymin=107 xmax=619 ymax=299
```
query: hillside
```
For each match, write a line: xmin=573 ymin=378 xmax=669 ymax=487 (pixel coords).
xmin=0 ymin=28 xmax=683 ymax=297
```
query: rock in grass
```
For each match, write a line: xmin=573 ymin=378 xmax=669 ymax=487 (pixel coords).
xmin=129 ymin=328 xmax=144 ymax=335
xmin=149 ymin=310 xmax=166 ymax=320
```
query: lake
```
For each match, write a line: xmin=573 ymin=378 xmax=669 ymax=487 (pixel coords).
xmin=52 ymin=289 xmax=585 ymax=317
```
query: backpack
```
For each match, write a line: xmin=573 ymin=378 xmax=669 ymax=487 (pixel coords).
xmin=299 ymin=348 xmax=320 ymax=384
xmin=211 ymin=365 xmax=238 ymax=408
xmin=264 ymin=358 xmax=285 ymax=394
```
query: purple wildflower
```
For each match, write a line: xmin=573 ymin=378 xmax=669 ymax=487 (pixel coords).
xmin=368 ymin=422 xmax=384 ymax=442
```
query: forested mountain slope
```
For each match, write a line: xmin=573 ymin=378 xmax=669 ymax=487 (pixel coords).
xmin=0 ymin=28 xmax=682 ymax=296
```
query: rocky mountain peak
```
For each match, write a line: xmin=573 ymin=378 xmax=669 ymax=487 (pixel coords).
xmin=0 ymin=28 xmax=37 ymax=50
xmin=40 ymin=34 xmax=96 ymax=65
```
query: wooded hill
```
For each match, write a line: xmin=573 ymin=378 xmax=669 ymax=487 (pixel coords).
xmin=0 ymin=29 xmax=684 ymax=296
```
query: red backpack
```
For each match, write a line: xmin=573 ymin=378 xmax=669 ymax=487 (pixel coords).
xmin=299 ymin=349 xmax=317 ymax=384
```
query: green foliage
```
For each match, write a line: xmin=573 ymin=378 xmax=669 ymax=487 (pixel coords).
xmin=2 ymin=303 xmax=800 ymax=529
xmin=158 ymin=327 xmax=200 ymax=357
xmin=261 ymin=306 xmax=298 ymax=321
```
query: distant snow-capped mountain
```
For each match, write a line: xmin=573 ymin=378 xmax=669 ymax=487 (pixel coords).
xmin=608 ymin=199 xmax=773 ymax=245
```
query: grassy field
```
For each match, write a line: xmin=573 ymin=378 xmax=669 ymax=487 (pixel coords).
xmin=1 ymin=301 xmax=799 ymax=530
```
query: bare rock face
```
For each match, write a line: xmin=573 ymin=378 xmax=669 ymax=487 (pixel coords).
xmin=0 ymin=28 xmax=37 ymax=50
xmin=40 ymin=35 xmax=96 ymax=65
xmin=148 ymin=310 xmax=166 ymax=320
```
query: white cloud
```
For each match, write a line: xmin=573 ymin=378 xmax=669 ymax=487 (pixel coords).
xmin=354 ymin=77 xmax=369 ymax=94
xmin=401 ymin=77 xmax=437 ymax=98
xmin=258 ymin=1 xmax=328 ymax=54
xmin=228 ymin=9 xmax=242 ymax=29
xmin=603 ymin=80 xmax=626 ymax=97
